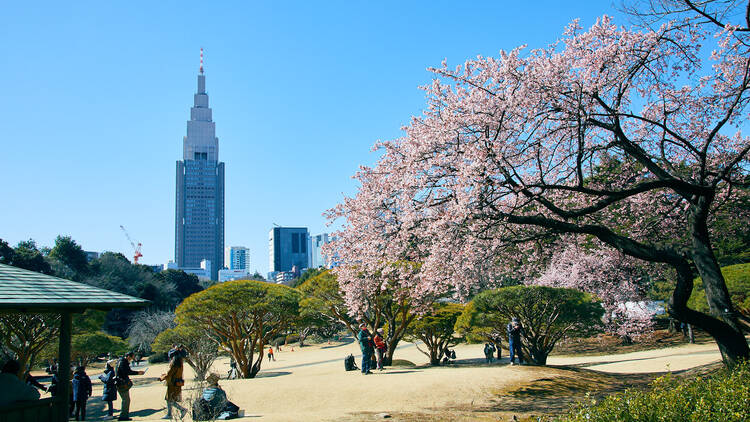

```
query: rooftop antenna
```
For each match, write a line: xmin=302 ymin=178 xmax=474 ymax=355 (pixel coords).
xmin=200 ymin=47 xmax=204 ymax=74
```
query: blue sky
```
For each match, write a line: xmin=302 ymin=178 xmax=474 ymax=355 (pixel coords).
xmin=0 ymin=1 xmax=623 ymax=275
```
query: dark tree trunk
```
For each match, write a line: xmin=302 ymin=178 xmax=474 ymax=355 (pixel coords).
xmin=686 ymin=197 xmax=750 ymax=365
xmin=247 ymin=355 xmax=262 ymax=378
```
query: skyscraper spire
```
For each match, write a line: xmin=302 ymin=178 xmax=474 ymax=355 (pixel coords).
xmin=200 ymin=47 xmax=204 ymax=74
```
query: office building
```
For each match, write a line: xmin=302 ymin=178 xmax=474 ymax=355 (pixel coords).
xmin=268 ymin=227 xmax=309 ymax=280
xmin=165 ymin=259 xmax=212 ymax=281
xmin=218 ymin=268 xmax=251 ymax=283
xmin=309 ymin=233 xmax=337 ymax=269
xmin=175 ymin=52 xmax=225 ymax=281
xmin=225 ymin=246 xmax=250 ymax=272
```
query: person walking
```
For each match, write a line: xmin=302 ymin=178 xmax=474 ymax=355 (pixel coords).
xmin=357 ymin=323 xmax=374 ymax=375
xmin=159 ymin=355 xmax=186 ymax=419
xmin=507 ymin=317 xmax=525 ymax=365
xmin=373 ymin=328 xmax=387 ymax=370
xmin=115 ymin=352 xmax=145 ymax=421
xmin=98 ymin=360 xmax=117 ymax=418
xmin=267 ymin=346 xmax=275 ymax=362
xmin=71 ymin=366 xmax=92 ymax=421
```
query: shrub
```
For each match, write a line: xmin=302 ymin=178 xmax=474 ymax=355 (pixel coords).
xmin=472 ymin=286 xmax=603 ymax=365
xmin=557 ymin=363 xmax=750 ymax=421
xmin=148 ymin=352 xmax=168 ymax=364
xmin=406 ymin=303 xmax=464 ymax=365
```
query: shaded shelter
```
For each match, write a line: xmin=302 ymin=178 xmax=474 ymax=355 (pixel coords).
xmin=0 ymin=263 xmax=148 ymax=422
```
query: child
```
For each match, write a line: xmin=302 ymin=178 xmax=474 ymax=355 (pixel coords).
xmin=98 ymin=361 xmax=117 ymax=418
xmin=71 ymin=366 xmax=92 ymax=421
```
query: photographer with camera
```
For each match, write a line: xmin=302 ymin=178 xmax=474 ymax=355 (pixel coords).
xmin=114 ymin=352 xmax=145 ymax=421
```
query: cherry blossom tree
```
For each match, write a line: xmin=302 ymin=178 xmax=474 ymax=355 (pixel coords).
xmin=534 ymin=243 xmax=656 ymax=341
xmin=331 ymin=5 xmax=750 ymax=364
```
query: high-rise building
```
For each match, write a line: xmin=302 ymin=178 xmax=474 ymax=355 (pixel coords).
xmin=268 ymin=227 xmax=309 ymax=280
xmin=309 ymin=233 xmax=334 ymax=269
xmin=225 ymin=246 xmax=250 ymax=272
xmin=175 ymin=51 xmax=225 ymax=281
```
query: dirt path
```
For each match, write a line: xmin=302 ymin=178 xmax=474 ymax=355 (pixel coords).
xmin=62 ymin=339 xmax=721 ymax=421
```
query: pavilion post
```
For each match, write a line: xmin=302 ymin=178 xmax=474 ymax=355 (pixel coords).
xmin=57 ymin=312 xmax=72 ymax=422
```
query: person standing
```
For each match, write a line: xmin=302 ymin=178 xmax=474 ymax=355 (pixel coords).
xmin=484 ymin=343 xmax=496 ymax=363
xmin=372 ymin=328 xmax=387 ymax=371
xmin=267 ymin=346 xmax=275 ymax=362
xmin=357 ymin=323 xmax=374 ymax=375
xmin=159 ymin=355 xmax=186 ymax=419
xmin=72 ymin=366 xmax=92 ymax=421
xmin=99 ymin=360 xmax=117 ymax=418
xmin=115 ymin=352 xmax=145 ymax=421
xmin=507 ymin=317 xmax=525 ymax=365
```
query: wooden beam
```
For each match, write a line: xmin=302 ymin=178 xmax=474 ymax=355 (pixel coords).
xmin=56 ymin=312 xmax=72 ymax=422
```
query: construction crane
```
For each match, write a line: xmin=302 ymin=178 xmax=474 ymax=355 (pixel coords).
xmin=119 ymin=225 xmax=143 ymax=264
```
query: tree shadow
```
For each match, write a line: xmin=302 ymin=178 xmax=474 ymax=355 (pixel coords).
xmin=129 ymin=407 xmax=162 ymax=417
xmin=379 ymin=370 xmax=421 ymax=374
xmin=255 ymin=371 xmax=292 ymax=378
xmin=321 ymin=337 xmax=355 ymax=349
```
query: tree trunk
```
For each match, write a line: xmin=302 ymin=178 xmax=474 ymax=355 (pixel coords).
xmin=493 ymin=340 xmax=502 ymax=360
xmin=687 ymin=198 xmax=750 ymax=365
xmin=429 ymin=348 xmax=440 ymax=366
xmin=249 ymin=356 xmax=262 ymax=378
xmin=687 ymin=323 xmax=695 ymax=344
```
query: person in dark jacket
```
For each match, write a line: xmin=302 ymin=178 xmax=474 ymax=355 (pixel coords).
xmin=357 ymin=323 xmax=374 ymax=375
xmin=115 ymin=352 xmax=145 ymax=421
xmin=99 ymin=361 xmax=117 ymax=418
xmin=507 ymin=317 xmax=525 ymax=365
xmin=71 ymin=366 xmax=92 ymax=421
xmin=484 ymin=343 xmax=496 ymax=363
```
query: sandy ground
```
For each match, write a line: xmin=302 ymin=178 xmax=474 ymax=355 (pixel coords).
xmin=40 ymin=339 xmax=722 ymax=421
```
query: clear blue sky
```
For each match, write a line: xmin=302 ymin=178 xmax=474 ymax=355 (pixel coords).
xmin=0 ymin=1 xmax=623 ymax=275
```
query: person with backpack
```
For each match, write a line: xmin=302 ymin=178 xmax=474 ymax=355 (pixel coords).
xmin=357 ymin=323 xmax=374 ymax=375
xmin=71 ymin=366 xmax=92 ymax=421
xmin=115 ymin=352 xmax=145 ymax=421
xmin=507 ymin=317 xmax=525 ymax=365
xmin=159 ymin=355 xmax=186 ymax=419
xmin=98 ymin=361 xmax=117 ymax=418
xmin=372 ymin=328 xmax=387 ymax=371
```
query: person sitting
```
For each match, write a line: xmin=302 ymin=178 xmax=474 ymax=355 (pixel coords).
xmin=193 ymin=373 xmax=239 ymax=420
xmin=0 ymin=360 xmax=40 ymax=407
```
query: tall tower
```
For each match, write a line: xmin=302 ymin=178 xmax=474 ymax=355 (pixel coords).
xmin=175 ymin=49 xmax=225 ymax=280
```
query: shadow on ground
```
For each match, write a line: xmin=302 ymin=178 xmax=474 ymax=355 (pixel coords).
xmin=321 ymin=337 xmax=356 ymax=349
xmin=255 ymin=371 xmax=292 ymax=378
xmin=340 ymin=362 xmax=727 ymax=422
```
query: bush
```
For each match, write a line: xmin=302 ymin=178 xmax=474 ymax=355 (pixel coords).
xmin=557 ymin=363 xmax=750 ymax=421
xmin=285 ymin=334 xmax=300 ymax=344
xmin=148 ymin=352 xmax=168 ymax=364
xmin=472 ymin=286 xmax=603 ymax=365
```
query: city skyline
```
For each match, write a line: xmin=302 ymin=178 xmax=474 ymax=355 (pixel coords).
xmin=0 ymin=1 xmax=621 ymax=276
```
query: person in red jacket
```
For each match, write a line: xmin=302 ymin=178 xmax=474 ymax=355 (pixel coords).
xmin=372 ymin=328 xmax=387 ymax=371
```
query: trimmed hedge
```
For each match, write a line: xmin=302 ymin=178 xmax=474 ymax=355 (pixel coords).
xmin=557 ymin=363 xmax=750 ymax=421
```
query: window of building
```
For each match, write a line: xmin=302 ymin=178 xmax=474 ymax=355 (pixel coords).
xmin=291 ymin=233 xmax=299 ymax=253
